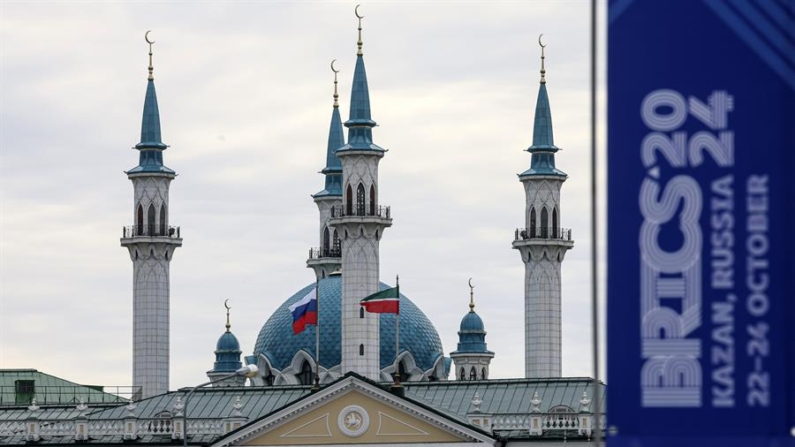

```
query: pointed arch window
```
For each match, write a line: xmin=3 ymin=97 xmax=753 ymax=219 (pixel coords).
xmin=323 ymin=227 xmax=330 ymax=256
xmin=530 ymin=207 xmax=537 ymax=238
xmin=540 ymin=207 xmax=549 ymax=238
xmin=356 ymin=183 xmax=365 ymax=216
xmin=394 ymin=361 xmax=409 ymax=383
xmin=346 ymin=185 xmax=353 ymax=215
xmin=482 ymin=367 xmax=487 ymax=380
xmin=460 ymin=367 xmax=465 ymax=380
xmin=359 ymin=307 xmax=364 ymax=319
xmin=159 ymin=204 xmax=167 ymax=236
xmin=552 ymin=208 xmax=558 ymax=238
xmin=332 ymin=230 xmax=340 ymax=256
xmin=136 ymin=204 xmax=144 ymax=235
xmin=369 ymin=184 xmax=376 ymax=215
xmin=147 ymin=204 xmax=156 ymax=236
xmin=469 ymin=367 xmax=477 ymax=380
xmin=298 ymin=361 xmax=313 ymax=386
xmin=359 ymin=344 xmax=364 ymax=356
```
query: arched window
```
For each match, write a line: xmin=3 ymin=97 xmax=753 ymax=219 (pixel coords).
xmin=323 ymin=227 xmax=330 ymax=256
xmin=136 ymin=204 xmax=144 ymax=235
xmin=530 ymin=207 xmax=536 ymax=238
xmin=540 ymin=207 xmax=549 ymax=238
xmin=359 ymin=307 xmax=364 ymax=318
xmin=159 ymin=204 xmax=167 ymax=236
xmin=552 ymin=208 xmax=558 ymax=238
xmin=332 ymin=230 xmax=340 ymax=255
xmin=394 ymin=362 xmax=409 ymax=383
xmin=264 ymin=373 xmax=274 ymax=386
xmin=356 ymin=183 xmax=365 ymax=216
xmin=482 ymin=367 xmax=487 ymax=380
xmin=369 ymin=184 xmax=376 ymax=215
xmin=359 ymin=344 xmax=364 ymax=356
xmin=298 ymin=361 xmax=313 ymax=386
xmin=346 ymin=184 xmax=353 ymax=215
xmin=460 ymin=367 xmax=465 ymax=380
xmin=147 ymin=204 xmax=156 ymax=236
xmin=469 ymin=367 xmax=477 ymax=380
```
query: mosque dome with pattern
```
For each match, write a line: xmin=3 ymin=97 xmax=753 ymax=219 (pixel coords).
xmin=253 ymin=274 xmax=445 ymax=377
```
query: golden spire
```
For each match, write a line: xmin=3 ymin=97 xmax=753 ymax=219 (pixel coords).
xmin=224 ymin=299 xmax=231 ymax=332
xmin=538 ymin=34 xmax=547 ymax=84
xmin=468 ymin=278 xmax=475 ymax=312
xmin=145 ymin=30 xmax=155 ymax=80
xmin=331 ymin=59 xmax=340 ymax=108
xmin=355 ymin=5 xmax=364 ymax=56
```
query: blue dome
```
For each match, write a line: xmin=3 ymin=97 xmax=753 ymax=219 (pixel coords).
xmin=253 ymin=275 xmax=444 ymax=373
xmin=460 ymin=311 xmax=485 ymax=332
xmin=213 ymin=331 xmax=242 ymax=372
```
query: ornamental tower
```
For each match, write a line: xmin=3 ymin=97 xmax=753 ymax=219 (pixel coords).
xmin=328 ymin=7 xmax=392 ymax=381
xmin=307 ymin=63 xmax=345 ymax=280
xmin=120 ymin=32 xmax=182 ymax=399
xmin=449 ymin=280 xmax=494 ymax=381
xmin=207 ymin=301 xmax=245 ymax=388
xmin=512 ymin=39 xmax=573 ymax=378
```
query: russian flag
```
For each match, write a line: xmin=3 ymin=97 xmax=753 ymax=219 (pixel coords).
xmin=288 ymin=288 xmax=317 ymax=334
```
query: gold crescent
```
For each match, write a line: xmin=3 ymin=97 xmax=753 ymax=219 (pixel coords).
xmin=145 ymin=30 xmax=155 ymax=45
xmin=355 ymin=4 xmax=364 ymax=19
xmin=331 ymin=59 xmax=339 ymax=73
xmin=224 ymin=299 xmax=231 ymax=310
xmin=468 ymin=278 xmax=474 ymax=289
xmin=538 ymin=34 xmax=546 ymax=48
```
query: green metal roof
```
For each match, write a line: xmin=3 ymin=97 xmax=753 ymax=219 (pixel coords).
xmin=0 ymin=370 xmax=130 ymax=407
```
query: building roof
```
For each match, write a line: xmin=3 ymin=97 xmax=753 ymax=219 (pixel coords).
xmin=127 ymin=79 xmax=175 ymax=175
xmin=253 ymin=275 xmax=445 ymax=373
xmin=0 ymin=370 xmax=130 ymax=407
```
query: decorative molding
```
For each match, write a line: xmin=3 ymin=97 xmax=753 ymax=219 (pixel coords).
xmin=376 ymin=411 xmax=429 ymax=436
xmin=279 ymin=413 xmax=332 ymax=438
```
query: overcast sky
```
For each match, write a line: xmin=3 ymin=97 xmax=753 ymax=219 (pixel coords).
xmin=0 ymin=1 xmax=607 ymax=390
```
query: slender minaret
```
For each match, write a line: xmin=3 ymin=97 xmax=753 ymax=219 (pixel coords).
xmin=328 ymin=6 xmax=392 ymax=381
xmin=307 ymin=61 xmax=345 ymax=280
xmin=120 ymin=31 xmax=182 ymax=399
xmin=512 ymin=37 xmax=573 ymax=378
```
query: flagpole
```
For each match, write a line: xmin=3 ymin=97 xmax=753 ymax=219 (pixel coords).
xmin=394 ymin=274 xmax=400 ymax=384
xmin=314 ymin=278 xmax=320 ymax=390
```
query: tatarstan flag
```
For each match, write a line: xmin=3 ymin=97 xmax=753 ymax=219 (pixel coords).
xmin=360 ymin=287 xmax=399 ymax=314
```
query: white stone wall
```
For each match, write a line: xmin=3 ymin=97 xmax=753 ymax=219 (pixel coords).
xmin=315 ymin=197 xmax=342 ymax=245
xmin=132 ymin=246 xmax=171 ymax=398
xmin=132 ymin=176 xmax=171 ymax=229
xmin=523 ymin=177 xmax=562 ymax=232
xmin=524 ymin=255 xmax=563 ymax=377
xmin=451 ymin=355 xmax=493 ymax=380
xmin=341 ymin=155 xmax=381 ymax=209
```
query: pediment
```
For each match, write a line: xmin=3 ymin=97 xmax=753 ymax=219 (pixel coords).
xmin=214 ymin=376 xmax=494 ymax=446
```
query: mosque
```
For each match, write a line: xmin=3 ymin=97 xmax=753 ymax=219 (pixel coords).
xmin=0 ymin=7 xmax=603 ymax=447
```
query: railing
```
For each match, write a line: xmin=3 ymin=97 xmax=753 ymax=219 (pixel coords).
xmin=122 ymin=225 xmax=181 ymax=238
xmin=329 ymin=205 xmax=391 ymax=219
xmin=0 ymin=418 xmax=226 ymax=439
xmin=309 ymin=247 xmax=341 ymax=259
xmin=489 ymin=412 xmax=605 ymax=437
xmin=514 ymin=227 xmax=572 ymax=241
xmin=0 ymin=386 xmax=137 ymax=407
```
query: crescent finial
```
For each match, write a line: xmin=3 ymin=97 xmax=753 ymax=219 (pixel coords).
xmin=224 ymin=299 xmax=231 ymax=311
xmin=468 ymin=278 xmax=475 ymax=311
xmin=538 ymin=34 xmax=547 ymax=84
xmin=538 ymin=34 xmax=546 ymax=48
xmin=468 ymin=278 xmax=474 ymax=289
xmin=330 ymin=59 xmax=339 ymax=73
xmin=144 ymin=30 xmax=155 ymax=80
xmin=145 ymin=30 xmax=155 ymax=45
xmin=331 ymin=59 xmax=340 ymax=107
xmin=224 ymin=299 xmax=232 ymax=331
xmin=355 ymin=4 xmax=364 ymax=19
xmin=355 ymin=5 xmax=365 ymax=55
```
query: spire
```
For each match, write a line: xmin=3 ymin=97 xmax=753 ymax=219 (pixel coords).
xmin=520 ymin=35 xmax=565 ymax=178
xmin=225 ymin=299 xmax=231 ymax=332
xmin=339 ymin=5 xmax=384 ymax=153
xmin=129 ymin=31 xmax=173 ymax=175
xmin=468 ymin=278 xmax=475 ymax=312
xmin=314 ymin=61 xmax=345 ymax=198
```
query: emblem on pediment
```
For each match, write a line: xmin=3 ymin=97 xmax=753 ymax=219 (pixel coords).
xmin=338 ymin=405 xmax=369 ymax=437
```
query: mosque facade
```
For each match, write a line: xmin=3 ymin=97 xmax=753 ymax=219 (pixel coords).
xmin=0 ymin=7 xmax=603 ymax=446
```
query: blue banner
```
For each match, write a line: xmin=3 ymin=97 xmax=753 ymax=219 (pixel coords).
xmin=607 ymin=1 xmax=795 ymax=446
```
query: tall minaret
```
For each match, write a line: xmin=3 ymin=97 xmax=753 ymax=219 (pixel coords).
xmin=307 ymin=62 xmax=346 ymax=280
xmin=328 ymin=6 xmax=392 ymax=381
xmin=512 ymin=38 xmax=573 ymax=378
xmin=120 ymin=32 xmax=182 ymax=399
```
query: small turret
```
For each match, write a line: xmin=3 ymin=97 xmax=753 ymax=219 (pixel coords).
xmin=207 ymin=301 xmax=245 ymax=387
xmin=450 ymin=280 xmax=494 ymax=381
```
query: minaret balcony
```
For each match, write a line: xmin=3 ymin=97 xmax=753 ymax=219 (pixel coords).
xmin=308 ymin=247 xmax=341 ymax=259
xmin=513 ymin=227 xmax=574 ymax=248
xmin=121 ymin=225 xmax=183 ymax=244
xmin=329 ymin=205 xmax=391 ymax=219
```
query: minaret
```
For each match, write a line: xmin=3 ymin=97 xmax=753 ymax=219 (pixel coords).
xmin=449 ymin=280 xmax=494 ymax=381
xmin=307 ymin=61 xmax=345 ymax=280
xmin=120 ymin=31 xmax=182 ymax=399
xmin=328 ymin=6 xmax=392 ymax=381
xmin=512 ymin=37 xmax=573 ymax=378
xmin=207 ymin=301 xmax=245 ymax=387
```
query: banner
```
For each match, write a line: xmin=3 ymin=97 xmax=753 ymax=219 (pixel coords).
xmin=607 ymin=1 xmax=795 ymax=445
